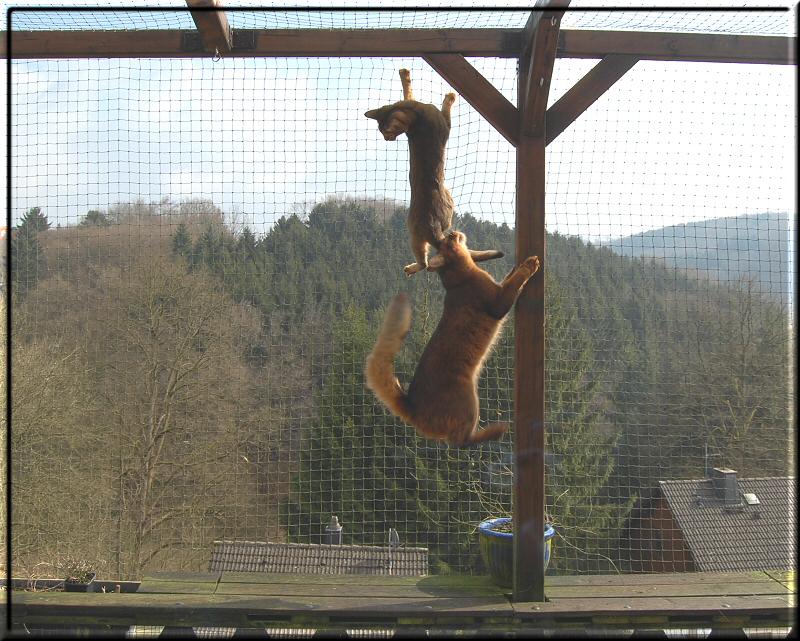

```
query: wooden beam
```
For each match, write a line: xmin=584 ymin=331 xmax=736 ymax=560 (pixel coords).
xmin=513 ymin=130 xmax=548 ymax=606
xmin=545 ymin=54 xmax=638 ymax=146
xmin=521 ymin=7 xmax=568 ymax=138
xmin=186 ymin=0 xmax=232 ymax=55
xmin=523 ymin=0 xmax=570 ymax=56
xmin=1 ymin=28 xmax=794 ymax=64
xmin=0 ymin=28 xmax=521 ymax=59
xmin=3 ymin=30 xmax=187 ymax=59
xmin=558 ymin=29 xmax=796 ymax=65
xmin=423 ymin=53 xmax=519 ymax=146
xmin=513 ymin=1 xmax=567 ymax=604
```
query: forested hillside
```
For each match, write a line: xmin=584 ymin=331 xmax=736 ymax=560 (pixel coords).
xmin=7 ymin=197 xmax=791 ymax=578
xmin=605 ymin=212 xmax=792 ymax=306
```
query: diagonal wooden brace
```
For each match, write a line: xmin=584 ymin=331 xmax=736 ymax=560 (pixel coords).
xmin=423 ymin=53 xmax=520 ymax=146
xmin=186 ymin=0 xmax=232 ymax=56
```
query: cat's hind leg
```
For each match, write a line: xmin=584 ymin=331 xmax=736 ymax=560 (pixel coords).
xmin=426 ymin=248 xmax=505 ymax=271
xmin=455 ymin=422 xmax=509 ymax=447
xmin=403 ymin=237 xmax=429 ymax=276
xmin=468 ymin=249 xmax=505 ymax=263
xmin=399 ymin=68 xmax=414 ymax=101
xmin=441 ymin=92 xmax=456 ymax=116
xmin=441 ymin=92 xmax=456 ymax=127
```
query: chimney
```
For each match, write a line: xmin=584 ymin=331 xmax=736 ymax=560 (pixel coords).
xmin=325 ymin=515 xmax=342 ymax=545
xmin=710 ymin=467 xmax=741 ymax=506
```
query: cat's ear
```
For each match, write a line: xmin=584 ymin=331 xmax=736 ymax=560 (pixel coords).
xmin=364 ymin=109 xmax=381 ymax=120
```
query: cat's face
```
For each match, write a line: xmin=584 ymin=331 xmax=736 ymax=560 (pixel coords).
xmin=365 ymin=104 xmax=416 ymax=141
xmin=439 ymin=230 xmax=469 ymax=261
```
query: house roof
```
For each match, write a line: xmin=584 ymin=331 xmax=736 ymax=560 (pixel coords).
xmin=659 ymin=476 xmax=796 ymax=573
xmin=210 ymin=540 xmax=429 ymax=577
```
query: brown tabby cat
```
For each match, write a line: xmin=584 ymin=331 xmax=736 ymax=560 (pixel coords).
xmin=365 ymin=230 xmax=540 ymax=446
xmin=365 ymin=68 xmax=504 ymax=275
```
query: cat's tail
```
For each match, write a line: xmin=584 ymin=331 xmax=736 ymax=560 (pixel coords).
xmin=365 ymin=293 xmax=415 ymax=424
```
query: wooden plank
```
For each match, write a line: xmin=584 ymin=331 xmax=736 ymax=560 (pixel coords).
xmin=557 ymin=29 xmax=796 ymax=65
xmin=10 ymin=592 xmax=515 ymax=626
xmin=545 ymin=54 xmax=638 ymax=145
xmin=546 ymin=581 xmax=793 ymax=598
xmin=422 ymin=53 xmax=519 ymax=146
xmin=521 ymin=4 xmax=568 ymax=138
xmin=142 ymin=571 xmax=221 ymax=583
xmin=522 ymin=0 xmax=570 ymax=57
xmin=0 ymin=28 xmax=521 ymax=59
xmin=544 ymin=571 xmax=779 ymax=587
xmin=513 ymin=1 xmax=567 ymax=605
xmin=3 ymin=30 xmax=188 ymax=59
xmin=2 ymin=28 xmax=795 ymax=64
xmin=216 ymin=578 xmax=791 ymax=599
xmin=764 ymin=569 xmax=796 ymax=585
xmin=138 ymin=571 xmax=220 ymax=594
xmin=216 ymin=581 xmax=508 ymax=599
xmin=137 ymin=580 xmax=219 ymax=595
xmin=10 ymin=591 xmax=793 ymax=630
xmin=219 ymin=573 xmax=501 ymax=591
xmin=186 ymin=0 xmax=232 ymax=55
xmin=512 ymin=129 xmax=547 ymax=604
xmin=514 ymin=593 xmax=796 ymax=616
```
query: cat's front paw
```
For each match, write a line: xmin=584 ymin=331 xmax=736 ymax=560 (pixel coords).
xmin=523 ymin=256 xmax=540 ymax=276
xmin=404 ymin=262 xmax=425 ymax=276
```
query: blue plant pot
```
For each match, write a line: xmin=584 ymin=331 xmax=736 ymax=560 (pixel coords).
xmin=478 ymin=517 xmax=555 ymax=588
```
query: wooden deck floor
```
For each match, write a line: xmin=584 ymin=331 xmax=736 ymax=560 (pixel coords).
xmin=7 ymin=570 xmax=796 ymax=634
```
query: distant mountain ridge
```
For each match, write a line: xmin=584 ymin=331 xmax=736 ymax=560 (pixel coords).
xmin=603 ymin=212 xmax=792 ymax=306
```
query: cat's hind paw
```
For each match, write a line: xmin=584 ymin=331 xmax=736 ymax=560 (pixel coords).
xmin=403 ymin=262 xmax=426 ymax=276
xmin=441 ymin=92 xmax=456 ymax=115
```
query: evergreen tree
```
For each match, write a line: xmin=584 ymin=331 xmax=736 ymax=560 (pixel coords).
xmin=545 ymin=278 xmax=634 ymax=574
xmin=12 ymin=207 xmax=50 ymax=301
xmin=171 ymin=222 xmax=192 ymax=258
xmin=79 ymin=209 xmax=111 ymax=227
xmin=280 ymin=305 xmax=399 ymax=545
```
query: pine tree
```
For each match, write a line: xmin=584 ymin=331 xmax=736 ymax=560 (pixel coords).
xmin=545 ymin=277 xmax=633 ymax=574
xmin=12 ymin=207 xmax=50 ymax=301
xmin=79 ymin=209 xmax=111 ymax=227
xmin=171 ymin=223 xmax=192 ymax=258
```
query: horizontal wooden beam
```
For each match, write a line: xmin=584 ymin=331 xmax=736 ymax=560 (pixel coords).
xmin=0 ymin=28 xmax=522 ymax=59
xmin=1 ymin=28 xmax=795 ymax=64
xmin=545 ymin=54 xmax=638 ymax=145
xmin=558 ymin=29 xmax=796 ymax=65
xmin=423 ymin=53 xmax=519 ymax=146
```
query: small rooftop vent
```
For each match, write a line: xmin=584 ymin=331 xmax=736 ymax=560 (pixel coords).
xmin=710 ymin=467 xmax=741 ymax=506
xmin=743 ymin=493 xmax=760 ymax=505
xmin=325 ymin=515 xmax=343 ymax=545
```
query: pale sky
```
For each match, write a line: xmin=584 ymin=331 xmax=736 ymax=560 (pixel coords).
xmin=2 ymin=1 xmax=797 ymax=243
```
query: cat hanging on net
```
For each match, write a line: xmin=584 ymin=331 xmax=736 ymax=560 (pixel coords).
xmin=365 ymin=230 xmax=540 ymax=447
xmin=365 ymin=68 xmax=504 ymax=275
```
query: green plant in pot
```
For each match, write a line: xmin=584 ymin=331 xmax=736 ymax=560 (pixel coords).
xmin=478 ymin=517 xmax=555 ymax=588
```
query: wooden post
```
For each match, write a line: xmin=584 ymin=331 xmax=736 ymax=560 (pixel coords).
xmin=186 ymin=0 xmax=232 ymax=55
xmin=513 ymin=2 xmax=566 ymax=603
